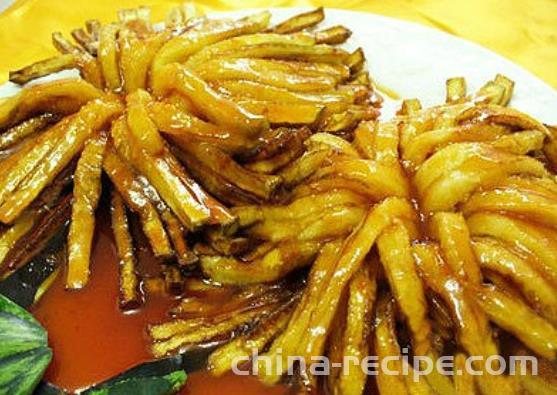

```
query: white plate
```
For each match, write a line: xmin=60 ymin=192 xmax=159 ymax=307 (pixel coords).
xmin=1 ymin=7 xmax=556 ymax=123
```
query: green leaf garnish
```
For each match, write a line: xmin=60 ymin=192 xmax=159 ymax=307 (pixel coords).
xmin=0 ymin=294 xmax=52 ymax=395
xmin=86 ymin=370 xmax=187 ymax=395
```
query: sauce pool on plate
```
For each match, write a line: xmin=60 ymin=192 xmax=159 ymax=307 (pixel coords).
xmin=31 ymin=216 xmax=291 ymax=395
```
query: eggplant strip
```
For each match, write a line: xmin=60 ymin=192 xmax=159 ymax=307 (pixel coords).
xmin=196 ymin=58 xmax=340 ymax=92
xmin=163 ymin=148 xmax=236 ymax=229
xmin=0 ymin=116 xmax=74 ymax=209
xmin=215 ymin=80 xmax=353 ymax=113
xmin=208 ymin=296 xmax=298 ymax=376
xmin=413 ymin=243 xmax=516 ymax=394
xmin=314 ymin=25 xmax=352 ymax=45
xmin=374 ymin=295 xmax=410 ymax=395
xmin=0 ymin=79 xmax=103 ymax=131
xmin=376 ymin=223 xmax=432 ymax=355
xmin=237 ymin=100 xmax=324 ymax=125
xmin=66 ymin=131 xmax=108 ymax=289
xmin=331 ymin=263 xmax=376 ymax=395
xmin=245 ymin=127 xmax=304 ymax=162
xmin=201 ymin=241 xmax=322 ymax=285
xmin=151 ymin=302 xmax=281 ymax=357
xmin=203 ymin=227 xmax=250 ymax=256
xmin=472 ymin=237 xmax=557 ymax=326
xmin=0 ymin=213 xmax=35 ymax=268
xmin=0 ymin=194 xmax=72 ymax=277
xmin=0 ymin=114 xmax=56 ymax=151
xmin=248 ymin=205 xmax=365 ymax=243
xmin=245 ymin=127 xmax=311 ymax=174
xmin=110 ymin=117 xmax=213 ymax=230
xmin=0 ymin=98 xmax=122 ymax=224
xmin=111 ymin=190 xmax=142 ymax=310
xmin=172 ymin=146 xmax=261 ymax=206
xmin=150 ymin=101 xmax=253 ymax=154
xmin=232 ymin=190 xmax=367 ymax=229
xmin=157 ymin=64 xmax=269 ymax=138
xmin=475 ymin=284 xmax=557 ymax=360
xmin=172 ymin=284 xmax=289 ymax=319
xmin=271 ymin=8 xmax=324 ymax=34
xmin=151 ymin=11 xmax=271 ymax=82
xmin=164 ymin=213 xmax=197 ymax=266
xmin=119 ymin=30 xmax=170 ymax=94
xmin=151 ymin=303 xmax=264 ymax=341
xmin=71 ymin=28 xmax=97 ymax=55
xmin=103 ymin=147 xmax=173 ymax=258
xmin=178 ymin=140 xmax=281 ymax=200
xmin=9 ymin=54 xmax=76 ymax=85
xmin=52 ymin=32 xmax=103 ymax=87
xmin=299 ymin=198 xmax=415 ymax=359
xmin=184 ymin=32 xmax=316 ymax=69
xmin=306 ymin=159 xmax=410 ymax=201
xmin=97 ymin=24 xmax=121 ymax=91
xmin=127 ymin=91 xmax=238 ymax=227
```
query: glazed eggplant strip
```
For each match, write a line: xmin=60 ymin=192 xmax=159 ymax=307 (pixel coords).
xmin=256 ymin=240 xmax=343 ymax=381
xmin=52 ymin=32 xmax=103 ymax=87
xmin=376 ymin=223 xmax=431 ymax=356
xmin=112 ymin=116 xmax=222 ymax=230
xmin=71 ymin=28 xmax=98 ymax=56
xmin=200 ymin=240 xmax=322 ymax=285
xmin=196 ymin=58 xmax=343 ymax=92
xmin=9 ymin=54 xmax=76 ymax=85
xmin=0 ymin=117 xmax=73 ymax=207
xmin=0 ymin=114 xmax=57 ymax=150
xmin=157 ymin=64 xmax=269 ymax=138
xmin=126 ymin=90 xmax=237 ymax=228
xmin=215 ymin=80 xmax=354 ymax=113
xmin=245 ymin=127 xmax=311 ymax=174
xmin=328 ymin=263 xmax=376 ymax=395
xmin=413 ymin=243 xmax=517 ymax=394
xmin=0 ymin=194 xmax=73 ymax=277
xmin=314 ymin=25 xmax=352 ymax=45
xmin=144 ymin=190 xmax=198 ymax=266
xmin=208 ymin=299 xmax=296 ymax=377
xmin=150 ymin=11 xmax=272 ymax=81
xmin=0 ymin=213 xmax=35 ymax=269
xmin=177 ymin=140 xmax=282 ymax=200
xmin=103 ymin=146 xmax=173 ymax=257
xmin=236 ymin=100 xmax=325 ymax=125
xmin=471 ymin=237 xmax=557 ymax=326
xmin=0 ymin=79 xmax=103 ymax=130
xmin=374 ymin=295 xmax=411 ymax=395
xmin=173 ymin=147 xmax=262 ymax=206
xmin=111 ymin=190 xmax=142 ymax=310
xmin=150 ymin=101 xmax=254 ymax=154
xmin=475 ymin=284 xmax=557 ymax=360
xmin=150 ymin=292 xmax=297 ymax=358
xmin=66 ymin=130 xmax=108 ymax=289
xmin=97 ymin=24 xmax=121 ymax=91
xmin=270 ymin=7 xmax=324 ymax=34
xmin=0 ymin=97 xmax=122 ymax=224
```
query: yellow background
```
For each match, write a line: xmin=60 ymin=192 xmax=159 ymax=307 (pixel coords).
xmin=0 ymin=0 xmax=555 ymax=88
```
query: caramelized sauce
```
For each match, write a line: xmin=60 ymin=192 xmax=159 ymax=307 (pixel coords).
xmin=31 ymin=219 xmax=172 ymax=391
xmin=31 ymin=215 xmax=291 ymax=394
xmin=183 ymin=371 xmax=292 ymax=395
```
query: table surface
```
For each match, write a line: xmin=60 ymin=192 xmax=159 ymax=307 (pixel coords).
xmin=0 ymin=0 xmax=555 ymax=89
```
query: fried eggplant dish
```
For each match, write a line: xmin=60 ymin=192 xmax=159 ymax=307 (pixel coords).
xmin=0 ymin=4 xmax=556 ymax=395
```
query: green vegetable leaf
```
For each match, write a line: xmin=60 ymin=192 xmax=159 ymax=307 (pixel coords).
xmin=86 ymin=370 xmax=187 ymax=395
xmin=0 ymin=294 xmax=52 ymax=395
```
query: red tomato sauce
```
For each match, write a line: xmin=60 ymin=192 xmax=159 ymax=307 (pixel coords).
xmin=31 ymin=217 xmax=291 ymax=395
